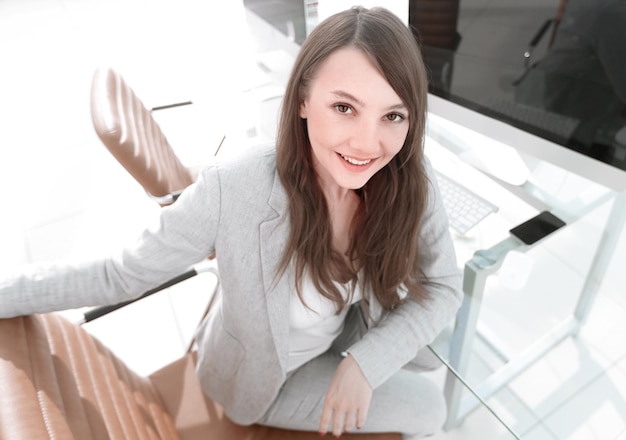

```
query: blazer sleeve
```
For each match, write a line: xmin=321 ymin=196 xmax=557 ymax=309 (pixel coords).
xmin=0 ymin=164 xmax=222 ymax=318
xmin=346 ymin=159 xmax=463 ymax=390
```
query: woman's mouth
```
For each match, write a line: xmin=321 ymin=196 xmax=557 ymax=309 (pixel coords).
xmin=339 ymin=153 xmax=372 ymax=166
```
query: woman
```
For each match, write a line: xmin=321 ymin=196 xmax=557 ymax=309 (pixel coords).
xmin=0 ymin=6 xmax=462 ymax=439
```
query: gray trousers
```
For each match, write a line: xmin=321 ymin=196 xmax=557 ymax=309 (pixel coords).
xmin=258 ymin=305 xmax=447 ymax=439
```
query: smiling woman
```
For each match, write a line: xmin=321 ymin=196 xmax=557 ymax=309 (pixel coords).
xmin=300 ymin=47 xmax=410 ymax=193
xmin=272 ymin=6 xmax=462 ymax=438
xmin=0 ymin=6 xmax=462 ymax=440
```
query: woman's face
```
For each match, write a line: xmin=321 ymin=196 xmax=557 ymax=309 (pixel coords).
xmin=300 ymin=46 xmax=410 ymax=194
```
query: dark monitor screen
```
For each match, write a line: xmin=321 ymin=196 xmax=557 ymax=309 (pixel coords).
xmin=410 ymin=0 xmax=626 ymax=176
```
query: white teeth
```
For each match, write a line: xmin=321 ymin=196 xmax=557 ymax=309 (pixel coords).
xmin=340 ymin=154 xmax=371 ymax=165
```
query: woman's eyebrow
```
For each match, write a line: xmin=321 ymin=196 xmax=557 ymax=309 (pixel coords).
xmin=332 ymin=90 xmax=364 ymax=106
xmin=331 ymin=89 xmax=406 ymax=111
xmin=387 ymin=103 xmax=408 ymax=112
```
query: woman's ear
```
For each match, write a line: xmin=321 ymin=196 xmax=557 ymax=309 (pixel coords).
xmin=299 ymin=101 xmax=308 ymax=119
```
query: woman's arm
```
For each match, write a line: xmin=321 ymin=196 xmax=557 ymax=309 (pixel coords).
xmin=345 ymin=159 xmax=463 ymax=389
xmin=0 ymin=165 xmax=221 ymax=318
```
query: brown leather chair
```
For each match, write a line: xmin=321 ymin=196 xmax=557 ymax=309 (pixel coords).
xmin=0 ymin=312 xmax=400 ymax=439
xmin=90 ymin=66 xmax=204 ymax=207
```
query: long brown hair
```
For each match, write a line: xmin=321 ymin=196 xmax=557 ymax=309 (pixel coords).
xmin=276 ymin=6 xmax=430 ymax=312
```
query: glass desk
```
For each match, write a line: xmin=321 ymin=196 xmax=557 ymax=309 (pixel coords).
xmin=425 ymin=130 xmax=626 ymax=438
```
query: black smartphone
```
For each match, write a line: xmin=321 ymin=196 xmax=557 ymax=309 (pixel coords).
xmin=510 ymin=211 xmax=566 ymax=245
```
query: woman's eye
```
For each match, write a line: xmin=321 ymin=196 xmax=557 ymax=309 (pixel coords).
xmin=386 ymin=113 xmax=405 ymax=122
xmin=334 ymin=104 xmax=352 ymax=114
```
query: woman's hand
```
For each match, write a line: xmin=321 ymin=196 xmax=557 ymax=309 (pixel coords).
xmin=318 ymin=354 xmax=372 ymax=437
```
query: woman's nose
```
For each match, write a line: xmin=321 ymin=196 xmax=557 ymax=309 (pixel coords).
xmin=351 ymin=119 xmax=382 ymax=156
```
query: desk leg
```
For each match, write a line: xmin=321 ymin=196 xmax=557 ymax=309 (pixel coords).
xmin=443 ymin=260 xmax=490 ymax=430
xmin=444 ymin=238 xmax=519 ymax=429
xmin=443 ymin=191 xmax=626 ymax=430
xmin=574 ymin=190 xmax=626 ymax=326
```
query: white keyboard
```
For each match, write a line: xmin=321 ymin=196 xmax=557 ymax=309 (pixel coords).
xmin=435 ymin=171 xmax=498 ymax=235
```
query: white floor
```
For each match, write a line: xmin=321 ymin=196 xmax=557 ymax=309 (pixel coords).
xmin=1 ymin=1 xmax=626 ymax=439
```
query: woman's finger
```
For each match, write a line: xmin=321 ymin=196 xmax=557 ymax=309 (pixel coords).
xmin=332 ymin=409 xmax=346 ymax=437
xmin=344 ymin=409 xmax=358 ymax=433
xmin=357 ymin=403 xmax=369 ymax=430
xmin=318 ymin=403 xmax=332 ymax=435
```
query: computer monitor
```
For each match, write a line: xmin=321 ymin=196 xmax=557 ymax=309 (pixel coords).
xmin=411 ymin=0 xmax=626 ymax=191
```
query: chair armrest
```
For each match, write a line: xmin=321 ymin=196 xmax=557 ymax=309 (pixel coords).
xmin=151 ymin=101 xmax=193 ymax=112
xmin=80 ymin=260 xmax=219 ymax=324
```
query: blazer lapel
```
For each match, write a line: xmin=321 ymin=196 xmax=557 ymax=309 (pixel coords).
xmin=259 ymin=171 xmax=291 ymax=372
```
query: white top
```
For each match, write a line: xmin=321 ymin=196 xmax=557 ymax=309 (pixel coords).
xmin=287 ymin=275 xmax=362 ymax=372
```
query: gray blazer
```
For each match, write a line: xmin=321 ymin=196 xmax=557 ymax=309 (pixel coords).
xmin=0 ymin=143 xmax=462 ymax=425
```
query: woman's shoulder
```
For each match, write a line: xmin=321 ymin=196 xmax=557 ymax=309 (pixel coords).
xmin=199 ymin=142 xmax=279 ymax=197
xmin=215 ymin=142 xmax=276 ymax=175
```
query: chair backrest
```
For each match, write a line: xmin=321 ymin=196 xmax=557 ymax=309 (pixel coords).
xmin=0 ymin=313 xmax=181 ymax=439
xmin=90 ymin=67 xmax=194 ymax=206
xmin=0 ymin=313 xmax=402 ymax=440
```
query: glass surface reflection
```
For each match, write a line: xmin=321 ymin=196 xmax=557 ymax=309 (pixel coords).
xmin=411 ymin=0 xmax=626 ymax=173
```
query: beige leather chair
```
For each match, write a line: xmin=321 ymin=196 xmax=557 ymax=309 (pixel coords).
xmin=90 ymin=66 xmax=202 ymax=207
xmin=0 ymin=312 xmax=400 ymax=439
